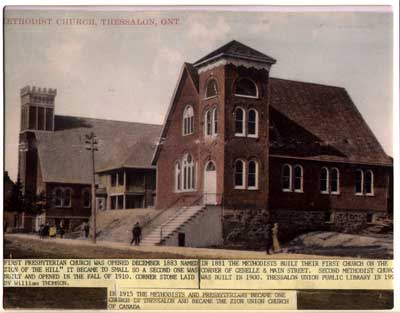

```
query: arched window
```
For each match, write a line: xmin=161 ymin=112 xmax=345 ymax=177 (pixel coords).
xmin=320 ymin=167 xmax=329 ymax=193
xmin=234 ymin=78 xmax=258 ymax=98
xmin=206 ymin=161 xmax=216 ymax=171
xmin=205 ymin=79 xmax=218 ymax=98
xmin=330 ymin=168 xmax=340 ymax=194
xmin=282 ymin=164 xmax=292 ymax=191
xmin=248 ymin=109 xmax=258 ymax=137
xmin=248 ymin=160 xmax=259 ymax=190
xmin=355 ymin=169 xmax=364 ymax=195
xmin=182 ymin=154 xmax=195 ymax=191
xmin=183 ymin=105 xmax=194 ymax=135
xmin=293 ymin=165 xmax=303 ymax=192
xmin=212 ymin=108 xmax=218 ymax=135
xmin=205 ymin=107 xmax=218 ymax=136
xmin=82 ymin=188 xmax=91 ymax=208
xmin=235 ymin=107 xmax=245 ymax=136
xmin=205 ymin=110 xmax=212 ymax=136
xmin=234 ymin=160 xmax=246 ymax=189
xmin=54 ymin=187 xmax=63 ymax=207
xmin=365 ymin=170 xmax=374 ymax=195
xmin=63 ymin=188 xmax=72 ymax=208
xmin=175 ymin=161 xmax=181 ymax=192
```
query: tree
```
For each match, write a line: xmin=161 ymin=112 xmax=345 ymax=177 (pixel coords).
xmin=5 ymin=176 xmax=24 ymax=212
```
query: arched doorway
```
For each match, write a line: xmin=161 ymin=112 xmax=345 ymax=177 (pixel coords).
xmin=203 ymin=161 xmax=217 ymax=204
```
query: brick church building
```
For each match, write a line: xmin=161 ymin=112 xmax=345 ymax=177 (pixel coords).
xmin=15 ymin=40 xmax=392 ymax=246
xmin=152 ymin=40 xmax=392 ymax=244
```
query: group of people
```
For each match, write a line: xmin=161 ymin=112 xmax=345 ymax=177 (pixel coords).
xmin=38 ymin=222 xmax=65 ymax=239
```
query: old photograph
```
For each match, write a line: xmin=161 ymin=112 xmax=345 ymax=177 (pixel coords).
xmin=3 ymin=5 xmax=395 ymax=310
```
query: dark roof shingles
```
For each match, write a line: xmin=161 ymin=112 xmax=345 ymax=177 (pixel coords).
xmin=269 ymin=78 xmax=391 ymax=165
xmin=194 ymin=40 xmax=276 ymax=66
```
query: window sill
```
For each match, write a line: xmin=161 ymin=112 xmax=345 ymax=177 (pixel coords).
xmin=355 ymin=193 xmax=364 ymax=196
xmin=248 ymin=187 xmax=259 ymax=191
xmin=182 ymin=133 xmax=194 ymax=137
xmin=365 ymin=193 xmax=375 ymax=197
xmin=325 ymin=221 xmax=334 ymax=224
xmin=234 ymin=94 xmax=259 ymax=99
xmin=234 ymin=186 xmax=246 ymax=190
xmin=247 ymin=134 xmax=259 ymax=139
xmin=282 ymin=189 xmax=292 ymax=193
xmin=320 ymin=191 xmax=329 ymax=195
xmin=234 ymin=133 xmax=246 ymax=137
xmin=331 ymin=192 xmax=341 ymax=196
xmin=294 ymin=190 xmax=304 ymax=193
xmin=175 ymin=190 xmax=196 ymax=193
xmin=204 ymin=95 xmax=218 ymax=101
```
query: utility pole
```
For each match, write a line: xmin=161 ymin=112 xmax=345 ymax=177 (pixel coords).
xmin=85 ymin=132 xmax=98 ymax=243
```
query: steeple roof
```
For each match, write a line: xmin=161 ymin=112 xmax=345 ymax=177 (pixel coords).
xmin=194 ymin=40 xmax=276 ymax=67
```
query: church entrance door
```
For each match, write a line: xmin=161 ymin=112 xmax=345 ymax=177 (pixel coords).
xmin=203 ymin=161 xmax=217 ymax=205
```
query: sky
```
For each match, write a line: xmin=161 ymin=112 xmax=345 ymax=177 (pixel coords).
xmin=4 ymin=7 xmax=393 ymax=181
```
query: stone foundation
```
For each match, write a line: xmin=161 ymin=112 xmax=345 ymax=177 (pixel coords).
xmin=223 ymin=208 xmax=269 ymax=249
xmin=223 ymin=208 xmax=387 ymax=247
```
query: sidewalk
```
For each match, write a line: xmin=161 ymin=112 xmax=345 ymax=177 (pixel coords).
xmin=4 ymin=233 xmax=334 ymax=259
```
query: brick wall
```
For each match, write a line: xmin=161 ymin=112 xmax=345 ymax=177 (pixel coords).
xmin=46 ymin=183 xmax=92 ymax=218
xmin=155 ymin=68 xmax=201 ymax=209
xmin=269 ymin=157 xmax=390 ymax=213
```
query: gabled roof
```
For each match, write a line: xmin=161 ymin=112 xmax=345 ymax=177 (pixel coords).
xmin=269 ymin=78 xmax=391 ymax=166
xmin=35 ymin=115 xmax=161 ymax=184
xmin=194 ymin=40 xmax=276 ymax=67
xmin=151 ymin=63 xmax=199 ymax=164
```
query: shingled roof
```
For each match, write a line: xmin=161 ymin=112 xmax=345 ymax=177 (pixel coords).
xmin=269 ymin=78 xmax=391 ymax=166
xmin=152 ymin=60 xmax=391 ymax=166
xmin=35 ymin=115 xmax=161 ymax=184
xmin=193 ymin=40 xmax=276 ymax=67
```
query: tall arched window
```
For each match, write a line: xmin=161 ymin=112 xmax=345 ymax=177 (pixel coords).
xmin=63 ymin=188 xmax=72 ymax=208
xmin=248 ymin=109 xmax=258 ymax=138
xmin=234 ymin=160 xmax=245 ymax=189
xmin=235 ymin=107 xmax=245 ymax=136
xmin=365 ymin=170 xmax=374 ymax=195
xmin=320 ymin=167 xmax=329 ymax=193
xmin=182 ymin=154 xmax=195 ymax=191
xmin=293 ymin=165 xmax=303 ymax=192
xmin=205 ymin=79 xmax=218 ymax=98
xmin=282 ymin=164 xmax=292 ymax=191
xmin=355 ymin=169 xmax=364 ymax=195
xmin=330 ymin=168 xmax=340 ymax=194
xmin=82 ymin=188 xmax=91 ymax=208
xmin=205 ymin=110 xmax=212 ymax=136
xmin=183 ymin=105 xmax=194 ymax=135
xmin=248 ymin=160 xmax=259 ymax=190
xmin=212 ymin=108 xmax=218 ymax=135
xmin=234 ymin=78 xmax=258 ymax=98
xmin=205 ymin=108 xmax=218 ymax=136
xmin=54 ymin=188 xmax=63 ymax=207
xmin=175 ymin=161 xmax=182 ymax=192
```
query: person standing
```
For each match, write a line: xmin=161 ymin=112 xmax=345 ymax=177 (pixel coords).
xmin=272 ymin=223 xmax=281 ymax=253
xmin=131 ymin=222 xmax=142 ymax=246
xmin=265 ymin=223 xmax=273 ymax=255
xmin=83 ymin=222 xmax=90 ymax=239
